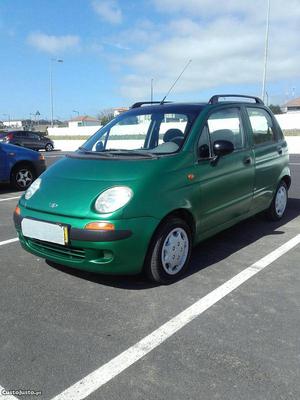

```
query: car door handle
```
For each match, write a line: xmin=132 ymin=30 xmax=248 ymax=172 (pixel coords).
xmin=243 ymin=156 xmax=251 ymax=165
xmin=277 ymin=146 xmax=283 ymax=155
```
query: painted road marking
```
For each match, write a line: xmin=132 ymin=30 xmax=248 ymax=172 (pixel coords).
xmin=51 ymin=234 xmax=300 ymax=400
xmin=0 ymin=384 xmax=18 ymax=400
xmin=289 ymin=162 xmax=300 ymax=165
xmin=0 ymin=238 xmax=19 ymax=246
xmin=0 ymin=196 xmax=20 ymax=202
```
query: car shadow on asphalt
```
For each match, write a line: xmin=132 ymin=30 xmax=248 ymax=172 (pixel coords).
xmin=46 ymin=198 xmax=300 ymax=289
xmin=0 ymin=183 xmax=23 ymax=195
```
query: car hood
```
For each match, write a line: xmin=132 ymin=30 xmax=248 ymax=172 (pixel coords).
xmin=2 ymin=142 xmax=39 ymax=156
xmin=20 ymin=153 xmax=176 ymax=218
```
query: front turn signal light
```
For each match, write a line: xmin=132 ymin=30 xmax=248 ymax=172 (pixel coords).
xmin=39 ymin=154 xmax=45 ymax=161
xmin=84 ymin=222 xmax=115 ymax=231
xmin=15 ymin=205 xmax=20 ymax=215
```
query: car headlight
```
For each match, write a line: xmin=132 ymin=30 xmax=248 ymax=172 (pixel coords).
xmin=95 ymin=186 xmax=133 ymax=213
xmin=25 ymin=178 xmax=41 ymax=200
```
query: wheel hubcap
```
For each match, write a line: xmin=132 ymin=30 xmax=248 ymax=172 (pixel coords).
xmin=16 ymin=169 xmax=33 ymax=188
xmin=161 ymin=228 xmax=189 ymax=275
xmin=275 ymin=185 xmax=287 ymax=217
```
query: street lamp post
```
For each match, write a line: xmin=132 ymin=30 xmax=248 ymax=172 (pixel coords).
xmin=150 ymin=78 xmax=154 ymax=102
xmin=50 ymin=58 xmax=63 ymax=128
xmin=262 ymin=0 xmax=271 ymax=102
xmin=72 ymin=110 xmax=79 ymax=117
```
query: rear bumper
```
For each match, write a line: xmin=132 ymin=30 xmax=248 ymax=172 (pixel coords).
xmin=14 ymin=208 xmax=159 ymax=275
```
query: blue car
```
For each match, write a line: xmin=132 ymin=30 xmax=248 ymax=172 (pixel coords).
xmin=0 ymin=142 xmax=46 ymax=190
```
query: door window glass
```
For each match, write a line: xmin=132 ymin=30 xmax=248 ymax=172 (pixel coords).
xmin=246 ymin=108 xmax=275 ymax=145
xmin=206 ymin=108 xmax=244 ymax=152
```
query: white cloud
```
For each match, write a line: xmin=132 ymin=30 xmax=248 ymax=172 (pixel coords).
xmin=27 ymin=32 xmax=80 ymax=54
xmin=117 ymin=1 xmax=300 ymax=101
xmin=92 ymin=0 xmax=122 ymax=24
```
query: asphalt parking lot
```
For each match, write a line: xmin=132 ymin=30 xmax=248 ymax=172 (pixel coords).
xmin=0 ymin=152 xmax=299 ymax=400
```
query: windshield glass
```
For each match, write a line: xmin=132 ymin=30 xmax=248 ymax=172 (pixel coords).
xmin=79 ymin=106 xmax=200 ymax=156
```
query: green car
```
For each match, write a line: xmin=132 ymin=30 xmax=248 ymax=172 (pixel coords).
xmin=14 ymin=95 xmax=291 ymax=283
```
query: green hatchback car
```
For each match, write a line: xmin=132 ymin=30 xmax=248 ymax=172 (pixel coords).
xmin=14 ymin=95 xmax=291 ymax=283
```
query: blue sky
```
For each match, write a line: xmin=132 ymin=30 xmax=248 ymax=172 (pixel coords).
xmin=0 ymin=0 xmax=299 ymax=121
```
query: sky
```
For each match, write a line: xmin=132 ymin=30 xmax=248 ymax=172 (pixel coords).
xmin=0 ymin=0 xmax=300 ymax=121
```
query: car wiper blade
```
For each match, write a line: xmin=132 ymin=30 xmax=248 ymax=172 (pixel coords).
xmin=107 ymin=150 xmax=156 ymax=158
xmin=77 ymin=149 xmax=115 ymax=157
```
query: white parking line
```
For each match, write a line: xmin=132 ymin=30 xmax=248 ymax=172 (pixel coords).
xmin=0 ymin=238 xmax=19 ymax=246
xmin=289 ymin=162 xmax=300 ymax=165
xmin=0 ymin=196 xmax=20 ymax=202
xmin=51 ymin=234 xmax=300 ymax=400
xmin=0 ymin=384 xmax=18 ymax=400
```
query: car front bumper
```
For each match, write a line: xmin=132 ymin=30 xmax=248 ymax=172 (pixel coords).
xmin=14 ymin=206 xmax=159 ymax=275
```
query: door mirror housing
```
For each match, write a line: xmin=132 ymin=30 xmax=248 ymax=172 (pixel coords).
xmin=95 ymin=140 xmax=104 ymax=152
xmin=213 ymin=140 xmax=234 ymax=157
xmin=211 ymin=140 xmax=234 ymax=165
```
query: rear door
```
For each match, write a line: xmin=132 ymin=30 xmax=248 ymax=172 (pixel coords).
xmin=28 ymin=132 xmax=41 ymax=149
xmin=244 ymin=106 xmax=284 ymax=211
xmin=194 ymin=106 xmax=255 ymax=232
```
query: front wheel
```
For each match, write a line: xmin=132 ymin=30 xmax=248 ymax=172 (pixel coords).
xmin=144 ymin=217 xmax=192 ymax=284
xmin=11 ymin=164 xmax=35 ymax=190
xmin=266 ymin=181 xmax=288 ymax=221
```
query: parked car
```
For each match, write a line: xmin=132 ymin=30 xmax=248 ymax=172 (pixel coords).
xmin=2 ymin=131 xmax=54 ymax=151
xmin=0 ymin=142 xmax=46 ymax=190
xmin=14 ymin=95 xmax=290 ymax=283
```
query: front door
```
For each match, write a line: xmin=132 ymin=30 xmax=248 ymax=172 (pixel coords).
xmin=0 ymin=145 xmax=8 ymax=181
xmin=194 ymin=106 xmax=255 ymax=233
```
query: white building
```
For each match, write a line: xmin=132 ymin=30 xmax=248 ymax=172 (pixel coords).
xmin=3 ymin=120 xmax=24 ymax=129
xmin=68 ymin=115 xmax=101 ymax=128
xmin=283 ymin=97 xmax=300 ymax=113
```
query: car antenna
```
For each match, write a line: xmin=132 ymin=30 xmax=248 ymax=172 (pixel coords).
xmin=160 ymin=59 xmax=192 ymax=105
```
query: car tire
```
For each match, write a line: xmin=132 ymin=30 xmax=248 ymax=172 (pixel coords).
xmin=266 ymin=180 xmax=288 ymax=221
xmin=144 ymin=217 xmax=192 ymax=284
xmin=11 ymin=164 xmax=36 ymax=190
xmin=45 ymin=143 xmax=54 ymax=151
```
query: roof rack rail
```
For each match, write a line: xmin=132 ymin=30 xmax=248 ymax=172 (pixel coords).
xmin=131 ymin=101 xmax=172 ymax=109
xmin=209 ymin=94 xmax=264 ymax=105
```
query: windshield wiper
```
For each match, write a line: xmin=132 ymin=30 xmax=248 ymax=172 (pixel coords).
xmin=77 ymin=148 xmax=115 ymax=157
xmin=107 ymin=149 xmax=156 ymax=158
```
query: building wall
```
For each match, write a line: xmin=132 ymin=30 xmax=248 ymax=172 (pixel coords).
xmin=48 ymin=113 xmax=300 ymax=138
xmin=275 ymin=113 xmax=300 ymax=130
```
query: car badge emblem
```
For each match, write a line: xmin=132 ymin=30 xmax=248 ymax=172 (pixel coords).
xmin=49 ymin=202 xmax=58 ymax=208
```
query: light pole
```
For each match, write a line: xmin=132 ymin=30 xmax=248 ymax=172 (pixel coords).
xmin=150 ymin=78 xmax=154 ymax=102
xmin=2 ymin=113 xmax=11 ymax=127
xmin=72 ymin=110 xmax=79 ymax=117
xmin=261 ymin=0 xmax=270 ymax=102
xmin=50 ymin=58 xmax=63 ymax=127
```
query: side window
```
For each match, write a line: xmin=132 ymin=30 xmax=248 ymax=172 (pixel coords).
xmin=246 ymin=108 xmax=275 ymax=146
xmin=207 ymin=107 xmax=245 ymax=153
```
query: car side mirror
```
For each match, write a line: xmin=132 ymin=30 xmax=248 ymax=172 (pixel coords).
xmin=211 ymin=140 xmax=234 ymax=165
xmin=95 ymin=141 xmax=104 ymax=152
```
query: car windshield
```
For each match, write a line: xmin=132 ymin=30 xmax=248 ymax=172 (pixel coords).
xmin=79 ymin=106 xmax=201 ymax=156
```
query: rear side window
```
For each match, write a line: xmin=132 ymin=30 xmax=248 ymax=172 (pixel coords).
xmin=246 ymin=108 xmax=276 ymax=146
xmin=206 ymin=107 xmax=245 ymax=151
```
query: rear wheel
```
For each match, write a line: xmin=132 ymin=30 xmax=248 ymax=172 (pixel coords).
xmin=11 ymin=164 xmax=35 ymax=190
xmin=144 ymin=217 xmax=192 ymax=284
xmin=266 ymin=180 xmax=288 ymax=221
xmin=45 ymin=143 xmax=54 ymax=151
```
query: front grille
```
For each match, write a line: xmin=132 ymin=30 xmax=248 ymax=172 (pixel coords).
xmin=27 ymin=238 xmax=85 ymax=261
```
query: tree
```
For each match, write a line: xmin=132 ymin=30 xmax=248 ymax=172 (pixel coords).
xmin=269 ymin=104 xmax=282 ymax=114
xmin=97 ymin=109 xmax=114 ymax=125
